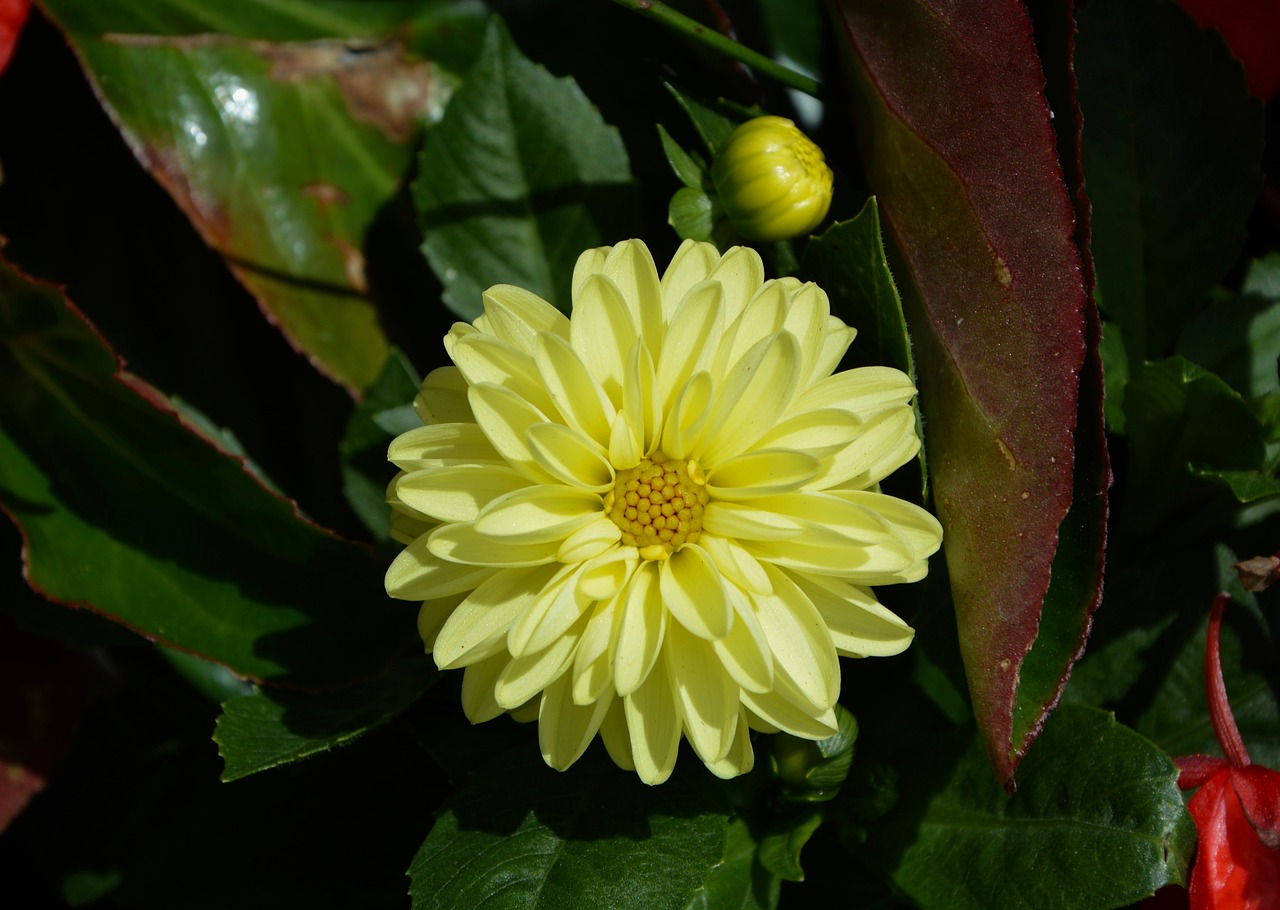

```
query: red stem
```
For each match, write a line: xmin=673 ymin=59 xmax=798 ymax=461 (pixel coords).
xmin=1206 ymin=593 xmax=1251 ymax=767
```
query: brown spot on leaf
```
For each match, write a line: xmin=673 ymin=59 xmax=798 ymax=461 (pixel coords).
xmin=995 ymin=255 xmax=1012 ymax=288
xmin=329 ymin=236 xmax=368 ymax=294
xmin=302 ymin=182 xmax=350 ymax=211
xmin=137 ymin=144 xmax=230 ymax=247
xmin=265 ymin=40 xmax=432 ymax=143
xmin=996 ymin=438 xmax=1017 ymax=471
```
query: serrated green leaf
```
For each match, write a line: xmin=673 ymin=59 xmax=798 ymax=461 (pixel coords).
xmin=683 ymin=817 xmax=780 ymax=910
xmin=1078 ymin=0 xmax=1264 ymax=365
xmin=41 ymin=0 xmax=484 ymax=393
xmin=408 ymin=747 xmax=731 ymax=909
xmin=664 ymin=83 xmax=741 ymax=154
xmin=339 ymin=350 xmax=421 ymax=542
xmin=0 ymin=258 xmax=411 ymax=688
xmin=215 ymin=655 xmax=436 ymax=781
xmin=657 ymin=123 xmax=707 ymax=190
xmin=415 ymin=18 xmax=636 ymax=320
xmin=1196 ymin=468 xmax=1280 ymax=503
xmin=885 ymin=705 xmax=1194 ymax=910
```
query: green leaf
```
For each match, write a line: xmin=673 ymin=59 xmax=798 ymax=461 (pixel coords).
xmin=414 ymin=18 xmax=636 ymax=320
xmin=1077 ymin=0 xmax=1264 ymax=365
xmin=0 ymin=258 xmax=411 ymax=688
xmin=772 ymin=703 xmax=858 ymax=803
xmin=664 ymin=83 xmax=741 ymax=155
xmin=1176 ymin=253 xmax=1280 ymax=402
xmin=41 ymin=0 xmax=483 ymax=393
xmin=339 ymin=350 xmax=421 ymax=542
xmin=669 ymin=187 xmax=717 ymax=242
xmin=657 ymin=123 xmax=707 ymax=190
xmin=758 ymin=811 xmax=822 ymax=883
xmin=1122 ymin=357 xmax=1266 ymax=538
xmin=683 ymin=817 xmax=780 ymax=910
xmin=409 ymin=747 xmax=733 ymax=909
xmin=1099 ymin=320 xmax=1129 ymax=434
xmin=831 ymin=0 xmax=1106 ymax=784
xmin=1197 ymin=468 xmax=1280 ymax=504
xmin=885 ymin=705 xmax=1194 ymax=910
xmin=215 ymin=655 xmax=436 ymax=781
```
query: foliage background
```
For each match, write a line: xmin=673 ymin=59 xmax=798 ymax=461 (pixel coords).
xmin=0 ymin=0 xmax=1277 ymax=907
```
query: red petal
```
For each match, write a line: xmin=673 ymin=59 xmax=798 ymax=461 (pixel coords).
xmin=1178 ymin=754 xmax=1235 ymax=790
xmin=0 ymin=0 xmax=30 ymax=77
xmin=1187 ymin=772 xmax=1280 ymax=910
xmin=1232 ymin=765 xmax=1280 ymax=849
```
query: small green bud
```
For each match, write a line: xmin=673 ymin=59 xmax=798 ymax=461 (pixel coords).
xmin=711 ymin=116 xmax=833 ymax=242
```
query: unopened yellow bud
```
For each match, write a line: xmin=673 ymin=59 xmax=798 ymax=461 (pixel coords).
xmin=711 ymin=116 xmax=833 ymax=242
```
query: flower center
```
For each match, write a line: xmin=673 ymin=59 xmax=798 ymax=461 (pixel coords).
xmin=605 ymin=454 xmax=708 ymax=560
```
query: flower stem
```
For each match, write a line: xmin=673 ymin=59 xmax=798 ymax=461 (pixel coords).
xmin=605 ymin=0 xmax=824 ymax=100
xmin=1207 ymin=593 xmax=1252 ymax=767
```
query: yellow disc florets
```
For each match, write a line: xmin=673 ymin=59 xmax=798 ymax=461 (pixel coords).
xmin=605 ymin=454 xmax=708 ymax=560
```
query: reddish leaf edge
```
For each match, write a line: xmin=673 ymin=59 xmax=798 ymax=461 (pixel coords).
xmin=0 ymin=254 xmax=394 ymax=692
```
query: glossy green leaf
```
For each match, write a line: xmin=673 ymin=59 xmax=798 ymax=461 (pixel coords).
xmin=0 ymin=258 xmax=411 ymax=688
xmin=1197 ymin=468 xmax=1280 ymax=503
xmin=1077 ymin=0 xmax=1264 ymax=365
xmin=41 ymin=0 xmax=484 ymax=393
xmin=414 ymin=18 xmax=636 ymax=320
xmin=665 ymin=83 xmax=740 ymax=155
xmin=215 ymin=655 xmax=436 ymax=781
xmin=670 ymin=186 xmax=716 ymax=242
xmin=409 ymin=747 xmax=733 ymax=909
xmin=831 ymin=0 xmax=1104 ymax=783
xmin=1122 ymin=357 xmax=1265 ymax=538
xmin=758 ymin=811 xmax=821 ymax=883
xmin=657 ymin=123 xmax=707 ymax=190
xmin=339 ymin=349 xmax=421 ymax=542
xmin=885 ymin=705 xmax=1194 ymax=910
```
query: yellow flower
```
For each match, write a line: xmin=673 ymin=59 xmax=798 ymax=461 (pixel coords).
xmin=711 ymin=116 xmax=834 ymax=242
xmin=385 ymin=239 xmax=941 ymax=785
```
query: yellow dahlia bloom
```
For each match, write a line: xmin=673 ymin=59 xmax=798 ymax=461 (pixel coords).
xmin=385 ymin=239 xmax=941 ymax=785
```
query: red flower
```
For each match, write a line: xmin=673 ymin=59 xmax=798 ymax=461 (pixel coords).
xmin=1172 ymin=594 xmax=1280 ymax=910
xmin=0 ymin=0 xmax=31 ymax=78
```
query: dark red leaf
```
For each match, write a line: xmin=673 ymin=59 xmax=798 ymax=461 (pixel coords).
xmin=829 ymin=0 xmax=1102 ymax=783
xmin=1175 ymin=0 xmax=1280 ymax=100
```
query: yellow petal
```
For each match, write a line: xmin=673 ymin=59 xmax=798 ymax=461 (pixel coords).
xmin=666 ymin=621 xmax=739 ymax=763
xmin=713 ymin=278 xmax=788 ymax=378
xmin=480 ymin=284 xmax=570 ymax=352
xmin=417 ymin=592 xmax=466 ymax=651
xmin=599 ymin=698 xmax=636 ymax=771
xmin=395 ymin=464 xmax=531 ymax=523
xmin=507 ymin=562 xmax=592 ymax=657
xmin=571 ymin=245 xmax=611 ymax=299
xmin=706 ymin=246 xmax=765 ymax=324
xmin=613 ymin=562 xmax=666 ymax=697
xmin=388 ymin=423 xmax=502 ymax=472
xmin=433 ymin=565 xmax=558 ymax=670
xmin=659 ymin=543 xmax=732 ymax=640
xmin=525 ymin=421 xmax=615 ymax=492
xmin=414 ymin=366 xmax=472 ymax=424
xmin=705 ymin=449 xmax=820 ymax=500
xmin=782 ymin=282 xmax=831 ymax=388
xmin=752 ymin=564 xmax=840 ymax=710
xmin=794 ymin=366 xmax=917 ymax=420
xmin=711 ymin=583 xmax=773 ymax=693
xmin=625 ymin=663 xmax=681 ymax=785
xmin=386 ymin=533 xmax=499 ymax=600
xmin=741 ymin=688 xmax=838 ymax=740
xmin=607 ymin=409 xmax=641 ymax=470
xmin=467 ymin=382 xmax=560 ymax=484
xmin=556 ymin=518 xmax=623 ymax=563
xmin=602 ymin=239 xmax=664 ymax=355
xmin=655 ymin=279 xmax=723 ymax=409
xmin=698 ymin=534 xmax=771 ymax=595
xmin=752 ymin=407 xmax=861 ymax=459
xmin=622 ymin=338 xmax=661 ymax=456
xmin=810 ymin=315 xmax=857 ymax=381
xmin=494 ymin=610 xmax=586 ymax=709
xmin=659 ymin=371 xmax=713 ymax=460
xmin=570 ymin=272 xmax=635 ymax=405
xmin=428 ymin=522 xmax=561 ymax=567
xmin=810 ymin=407 xmax=920 ymax=491
xmin=578 ymin=546 xmax=639 ymax=602
xmin=702 ymin=501 xmax=806 ymax=541
xmin=539 ymin=676 xmax=613 ymax=771
xmin=473 ymin=485 xmax=602 ymax=544
xmin=705 ymin=707 xmax=757 ymax=779
xmin=461 ymin=652 xmax=509 ymax=723
xmin=827 ymin=490 xmax=944 ymax=560
xmin=660 ymin=239 xmax=722 ymax=321
xmin=448 ymin=332 xmax=558 ymax=418
xmin=697 ymin=331 xmax=801 ymax=465
xmin=572 ymin=593 xmax=621 ymax=704
xmin=532 ymin=332 xmax=616 ymax=444
xmin=789 ymin=572 xmax=915 ymax=657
